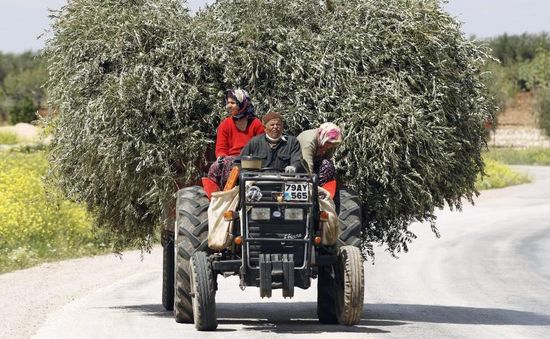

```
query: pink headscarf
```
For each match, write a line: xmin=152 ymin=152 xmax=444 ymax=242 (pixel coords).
xmin=317 ymin=122 xmax=342 ymax=147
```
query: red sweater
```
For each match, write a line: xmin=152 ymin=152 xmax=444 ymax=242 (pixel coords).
xmin=215 ymin=117 xmax=265 ymax=157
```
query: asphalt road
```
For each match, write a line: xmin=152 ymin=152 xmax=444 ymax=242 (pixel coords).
xmin=30 ymin=166 xmax=550 ymax=338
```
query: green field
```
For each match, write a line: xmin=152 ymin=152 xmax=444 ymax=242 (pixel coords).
xmin=0 ymin=151 xmax=112 ymax=273
xmin=484 ymin=147 xmax=550 ymax=165
xmin=476 ymin=158 xmax=531 ymax=190
xmin=0 ymin=130 xmax=19 ymax=145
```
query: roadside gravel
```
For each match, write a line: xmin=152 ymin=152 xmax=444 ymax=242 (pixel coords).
xmin=0 ymin=247 xmax=160 ymax=339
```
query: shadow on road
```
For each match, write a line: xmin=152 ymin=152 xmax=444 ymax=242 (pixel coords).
xmin=216 ymin=302 xmax=395 ymax=334
xmin=366 ymin=303 xmax=550 ymax=326
xmin=111 ymin=302 xmax=396 ymax=333
xmin=110 ymin=304 xmax=173 ymax=318
xmin=109 ymin=301 xmax=550 ymax=334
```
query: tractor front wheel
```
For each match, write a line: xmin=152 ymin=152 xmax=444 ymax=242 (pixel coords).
xmin=190 ymin=251 xmax=217 ymax=331
xmin=317 ymin=245 xmax=364 ymax=325
xmin=335 ymin=245 xmax=364 ymax=325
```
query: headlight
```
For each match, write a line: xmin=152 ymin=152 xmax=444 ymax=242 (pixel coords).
xmin=284 ymin=208 xmax=303 ymax=220
xmin=250 ymin=207 xmax=270 ymax=220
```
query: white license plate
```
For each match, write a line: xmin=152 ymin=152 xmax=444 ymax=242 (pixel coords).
xmin=284 ymin=183 xmax=309 ymax=201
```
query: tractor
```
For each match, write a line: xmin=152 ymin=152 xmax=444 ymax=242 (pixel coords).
xmin=161 ymin=159 xmax=364 ymax=330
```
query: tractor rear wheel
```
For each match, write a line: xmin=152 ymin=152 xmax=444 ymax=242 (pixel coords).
xmin=336 ymin=189 xmax=362 ymax=248
xmin=317 ymin=245 xmax=364 ymax=325
xmin=161 ymin=230 xmax=174 ymax=311
xmin=174 ymin=186 xmax=209 ymax=323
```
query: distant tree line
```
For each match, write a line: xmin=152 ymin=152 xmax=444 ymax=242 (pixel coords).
xmin=481 ymin=33 xmax=550 ymax=136
xmin=486 ymin=32 xmax=550 ymax=66
xmin=0 ymin=51 xmax=47 ymax=124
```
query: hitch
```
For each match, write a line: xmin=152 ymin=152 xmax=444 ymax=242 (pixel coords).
xmin=259 ymin=253 xmax=295 ymax=298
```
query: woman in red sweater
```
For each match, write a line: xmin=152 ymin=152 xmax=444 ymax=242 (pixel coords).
xmin=207 ymin=88 xmax=264 ymax=188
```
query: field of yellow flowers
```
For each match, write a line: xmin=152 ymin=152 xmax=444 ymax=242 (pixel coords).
xmin=475 ymin=158 xmax=531 ymax=190
xmin=0 ymin=151 xmax=110 ymax=273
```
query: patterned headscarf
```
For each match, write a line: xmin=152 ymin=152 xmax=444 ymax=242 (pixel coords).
xmin=317 ymin=122 xmax=342 ymax=147
xmin=226 ymin=88 xmax=256 ymax=119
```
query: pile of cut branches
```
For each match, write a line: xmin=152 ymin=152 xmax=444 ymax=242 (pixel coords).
xmin=44 ymin=0 xmax=494 ymax=255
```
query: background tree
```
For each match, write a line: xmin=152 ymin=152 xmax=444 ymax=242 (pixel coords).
xmin=486 ymin=33 xmax=550 ymax=66
xmin=0 ymin=52 xmax=46 ymax=123
xmin=1 ymin=63 xmax=47 ymax=124
xmin=521 ymin=50 xmax=550 ymax=136
xmin=480 ymin=33 xmax=550 ymax=134
xmin=44 ymin=0 xmax=494 ymax=256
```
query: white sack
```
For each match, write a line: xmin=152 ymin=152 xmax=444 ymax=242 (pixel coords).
xmin=318 ymin=186 xmax=340 ymax=246
xmin=207 ymin=186 xmax=239 ymax=250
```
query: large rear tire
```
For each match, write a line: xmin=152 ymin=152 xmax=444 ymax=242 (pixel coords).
xmin=174 ymin=186 xmax=209 ymax=323
xmin=335 ymin=245 xmax=364 ymax=325
xmin=336 ymin=189 xmax=362 ymax=248
xmin=161 ymin=231 xmax=174 ymax=311
xmin=190 ymin=251 xmax=218 ymax=331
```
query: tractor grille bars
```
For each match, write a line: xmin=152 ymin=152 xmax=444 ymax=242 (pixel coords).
xmin=240 ymin=171 xmax=317 ymax=270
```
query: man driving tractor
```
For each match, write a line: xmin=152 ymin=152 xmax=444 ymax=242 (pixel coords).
xmin=240 ymin=111 xmax=303 ymax=174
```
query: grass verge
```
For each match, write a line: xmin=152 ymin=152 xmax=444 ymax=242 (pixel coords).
xmin=476 ymin=158 xmax=531 ymax=190
xmin=484 ymin=147 xmax=550 ymax=165
xmin=0 ymin=130 xmax=19 ymax=145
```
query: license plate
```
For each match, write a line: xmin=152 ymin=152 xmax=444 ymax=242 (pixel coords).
xmin=284 ymin=183 xmax=309 ymax=201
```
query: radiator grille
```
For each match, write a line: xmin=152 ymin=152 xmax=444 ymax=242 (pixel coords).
xmin=247 ymin=221 xmax=308 ymax=267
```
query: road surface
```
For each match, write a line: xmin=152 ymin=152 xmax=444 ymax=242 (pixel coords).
xmin=3 ymin=166 xmax=549 ymax=338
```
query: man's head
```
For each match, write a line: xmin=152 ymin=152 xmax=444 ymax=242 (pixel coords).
xmin=262 ymin=111 xmax=283 ymax=140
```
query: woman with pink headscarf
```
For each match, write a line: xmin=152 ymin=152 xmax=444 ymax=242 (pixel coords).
xmin=297 ymin=122 xmax=343 ymax=185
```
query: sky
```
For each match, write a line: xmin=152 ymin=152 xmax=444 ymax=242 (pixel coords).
xmin=0 ymin=0 xmax=549 ymax=54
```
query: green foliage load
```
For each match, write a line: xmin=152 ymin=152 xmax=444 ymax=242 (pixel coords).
xmin=44 ymin=0 xmax=494 ymax=255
